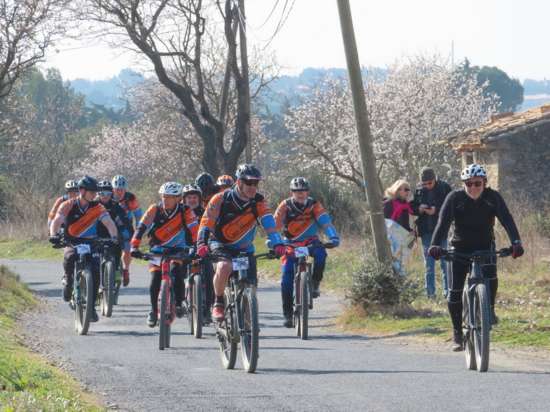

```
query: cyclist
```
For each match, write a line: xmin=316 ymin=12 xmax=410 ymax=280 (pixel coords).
xmin=195 ymin=173 xmax=218 ymax=208
xmin=182 ymin=183 xmax=214 ymax=323
xmin=97 ymin=180 xmax=133 ymax=286
xmin=274 ymin=177 xmax=340 ymax=327
xmin=47 ymin=180 xmax=79 ymax=229
xmin=129 ymin=182 xmax=199 ymax=327
xmin=182 ymin=184 xmax=204 ymax=218
xmin=49 ymin=176 xmax=119 ymax=322
xmin=112 ymin=175 xmax=143 ymax=286
xmin=216 ymin=175 xmax=234 ymax=191
xmin=196 ymin=164 xmax=286 ymax=321
xmin=428 ymin=164 xmax=524 ymax=351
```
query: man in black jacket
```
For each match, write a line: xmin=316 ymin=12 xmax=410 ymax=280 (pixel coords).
xmin=412 ymin=167 xmax=452 ymax=298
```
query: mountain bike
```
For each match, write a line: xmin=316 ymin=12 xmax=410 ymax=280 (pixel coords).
xmin=98 ymin=241 xmax=118 ymax=317
xmin=133 ymin=247 xmax=194 ymax=350
xmin=285 ymin=241 xmax=335 ymax=340
xmin=53 ymin=237 xmax=116 ymax=335
xmin=215 ymin=251 xmax=271 ymax=373
xmin=442 ymin=247 xmax=512 ymax=372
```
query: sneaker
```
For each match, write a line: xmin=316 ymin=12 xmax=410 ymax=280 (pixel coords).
xmin=176 ymin=305 xmax=185 ymax=318
xmin=147 ymin=311 xmax=157 ymax=328
xmin=90 ymin=309 xmax=99 ymax=323
xmin=212 ymin=303 xmax=225 ymax=322
xmin=122 ymin=269 xmax=130 ymax=287
xmin=62 ymin=276 xmax=72 ymax=302
xmin=311 ymin=281 xmax=321 ymax=299
xmin=283 ymin=315 xmax=293 ymax=328
xmin=452 ymin=330 xmax=464 ymax=352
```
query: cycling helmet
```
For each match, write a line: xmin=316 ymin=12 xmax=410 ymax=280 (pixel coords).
xmin=235 ymin=164 xmax=262 ymax=180
xmin=112 ymin=175 xmax=128 ymax=189
xmin=460 ymin=164 xmax=487 ymax=181
xmin=97 ymin=180 xmax=113 ymax=192
xmin=78 ymin=176 xmax=99 ymax=191
xmin=182 ymin=184 xmax=202 ymax=197
xmin=195 ymin=173 xmax=215 ymax=193
xmin=216 ymin=175 xmax=234 ymax=187
xmin=64 ymin=179 xmax=79 ymax=192
xmin=290 ymin=177 xmax=310 ymax=191
xmin=159 ymin=182 xmax=183 ymax=196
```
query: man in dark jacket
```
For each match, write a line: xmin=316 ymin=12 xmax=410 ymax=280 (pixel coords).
xmin=412 ymin=167 xmax=452 ymax=298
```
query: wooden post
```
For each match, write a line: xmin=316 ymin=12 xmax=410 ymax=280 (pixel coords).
xmin=336 ymin=0 xmax=392 ymax=263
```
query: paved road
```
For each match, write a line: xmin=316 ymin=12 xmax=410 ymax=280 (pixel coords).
xmin=3 ymin=259 xmax=550 ymax=411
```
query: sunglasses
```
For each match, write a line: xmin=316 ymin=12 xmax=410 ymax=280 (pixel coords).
xmin=98 ymin=191 xmax=112 ymax=197
xmin=465 ymin=181 xmax=483 ymax=188
xmin=242 ymin=179 xmax=260 ymax=187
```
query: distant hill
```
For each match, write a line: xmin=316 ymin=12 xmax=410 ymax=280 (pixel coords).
xmin=520 ymin=79 xmax=550 ymax=111
xmin=69 ymin=69 xmax=145 ymax=109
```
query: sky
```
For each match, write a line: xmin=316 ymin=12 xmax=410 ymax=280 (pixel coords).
xmin=44 ymin=0 xmax=550 ymax=81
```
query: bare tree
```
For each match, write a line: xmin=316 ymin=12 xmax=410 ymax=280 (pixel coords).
xmin=79 ymin=0 xmax=275 ymax=176
xmin=0 ymin=0 xmax=68 ymax=100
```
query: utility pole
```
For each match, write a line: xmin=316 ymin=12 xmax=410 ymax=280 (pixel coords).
xmin=237 ymin=0 xmax=252 ymax=163
xmin=336 ymin=0 xmax=392 ymax=263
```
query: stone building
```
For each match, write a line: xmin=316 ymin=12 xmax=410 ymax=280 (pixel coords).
xmin=448 ymin=105 xmax=550 ymax=208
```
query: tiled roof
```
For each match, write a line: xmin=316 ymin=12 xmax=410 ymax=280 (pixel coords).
xmin=449 ymin=104 xmax=550 ymax=151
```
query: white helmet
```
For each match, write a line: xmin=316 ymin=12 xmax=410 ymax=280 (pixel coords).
xmin=112 ymin=175 xmax=128 ymax=189
xmin=460 ymin=164 xmax=487 ymax=181
xmin=159 ymin=182 xmax=183 ymax=196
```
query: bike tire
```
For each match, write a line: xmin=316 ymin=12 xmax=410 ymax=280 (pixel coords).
xmin=240 ymin=288 xmax=259 ymax=373
xmin=462 ymin=287 xmax=476 ymax=370
xmin=473 ymin=284 xmax=491 ymax=372
xmin=193 ymin=275 xmax=203 ymax=338
xmin=76 ymin=268 xmax=94 ymax=336
xmin=294 ymin=275 xmax=301 ymax=337
xmin=307 ymin=263 xmax=314 ymax=310
xmin=102 ymin=260 xmax=115 ymax=318
xmin=159 ymin=280 xmax=170 ymax=350
xmin=219 ymin=288 xmax=237 ymax=369
xmin=300 ymin=272 xmax=309 ymax=340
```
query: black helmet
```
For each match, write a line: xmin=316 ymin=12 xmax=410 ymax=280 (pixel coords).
xmin=182 ymin=184 xmax=202 ymax=198
xmin=195 ymin=173 xmax=215 ymax=194
xmin=78 ymin=175 xmax=98 ymax=191
xmin=235 ymin=164 xmax=262 ymax=180
xmin=97 ymin=180 xmax=113 ymax=192
xmin=64 ymin=179 xmax=79 ymax=192
xmin=290 ymin=177 xmax=310 ymax=191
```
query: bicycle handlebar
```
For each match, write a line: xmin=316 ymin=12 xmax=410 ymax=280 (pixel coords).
xmin=441 ymin=247 xmax=512 ymax=262
xmin=52 ymin=236 xmax=118 ymax=249
xmin=132 ymin=247 xmax=197 ymax=263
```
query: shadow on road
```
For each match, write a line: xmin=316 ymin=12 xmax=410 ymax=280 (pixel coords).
xmin=33 ymin=288 xmax=62 ymax=298
xmin=260 ymin=367 xmax=439 ymax=375
xmin=26 ymin=281 xmax=52 ymax=287
xmin=92 ymin=330 xmax=188 ymax=337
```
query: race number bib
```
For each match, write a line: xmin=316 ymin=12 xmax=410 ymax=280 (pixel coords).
xmin=232 ymin=257 xmax=249 ymax=271
xmin=75 ymin=244 xmax=91 ymax=255
xmin=294 ymin=247 xmax=309 ymax=258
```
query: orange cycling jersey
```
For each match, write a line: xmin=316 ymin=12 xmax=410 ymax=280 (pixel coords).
xmin=274 ymin=197 xmax=329 ymax=241
xmin=48 ymin=195 xmax=68 ymax=221
xmin=199 ymin=190 xmax=271 ymax=245
xmin=56 ymin=199 xmax=108 ymax=238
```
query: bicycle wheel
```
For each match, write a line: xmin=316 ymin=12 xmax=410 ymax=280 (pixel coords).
xmin=300 ymin=272 xmax=309 ymax=340
xmin=75 ymin=267 xmax=94 ymax=335
xmin=294 ymin=275 xmax=301 ymax=337
xmin=462 ymin=286 xmax=476 ymax=370
xmin=240 ymin=288 xmax=259 ymax=373
xmin=101 ymin=260 xmax=115 ymax=317
xmin=219 ymin=288 xmax=237 ymax=369
xmin=473 ymin=284 xmax=491 ymax=372
xmin=192 ymin=275 xmax=203 ymax=338
xmin=307 ymin=263 xmax=314 ymax=310
xmin=159 ymin=280 xmax=170 ymax=350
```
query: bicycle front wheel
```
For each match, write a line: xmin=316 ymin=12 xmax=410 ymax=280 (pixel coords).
xmin=462 ymin=286 xmax=476 ymax=370
xmin=240 ymin=287 xmax=259 ymax=373
xmin=75 ymin=267 xmax=94 ymax=336
xmin=473 ymin=284 xmax=491 ymax=372
xmin=192 ymin=275 xmax=203 ymax=338
xmin=299 ymin=272 xmax=309 ymax=340
xmin=101 ymin=260 xmax=115 ymax=317
xmin=159 ymin=280 xmax=171 ymax=350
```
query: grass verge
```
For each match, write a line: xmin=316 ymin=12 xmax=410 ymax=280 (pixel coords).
xmin=0 ymin=239 xmax=60 ymax=260
xmin=0 ymin=265 xmax=103 ymax=411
